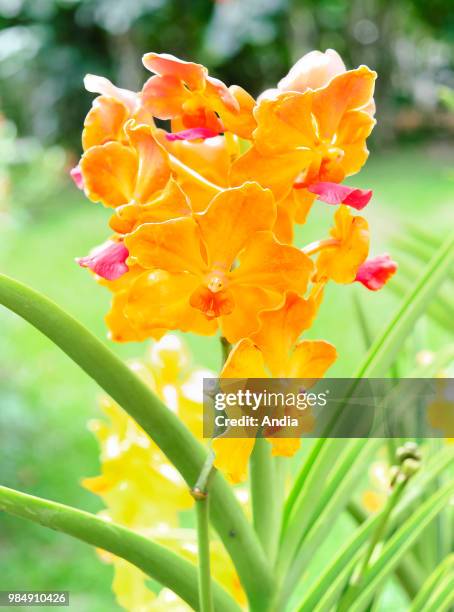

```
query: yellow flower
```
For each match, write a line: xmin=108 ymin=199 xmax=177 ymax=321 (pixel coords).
xmin=83 ymin=336 xmax=247 ymax=610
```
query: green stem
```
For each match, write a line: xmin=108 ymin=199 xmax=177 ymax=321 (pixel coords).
xmin=0 ymin=486 xmax=241 ymax=612
xmin=195 ymin=497 xmax=214 ymax=612
xmin=192 ymin=450 xmax=216 ymax=612
xmin=0 ymin=273 xmax=273 ymax=610
xmin=250 ymin=438 xmax=279 ymax=560
xmin=358 ymin=480 xmax=407 ymax=580
xmin=347 ymin=502 xmax=423 ymax=599
xmin=338 ymin=479 xmax=408 ymax=612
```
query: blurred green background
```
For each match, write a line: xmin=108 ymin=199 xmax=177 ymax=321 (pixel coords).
xmin=0 ymin=0 xmax=453 ymax=610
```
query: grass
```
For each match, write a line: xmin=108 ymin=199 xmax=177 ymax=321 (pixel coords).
xmin=0 ymin=144 xmax=452 ymax=610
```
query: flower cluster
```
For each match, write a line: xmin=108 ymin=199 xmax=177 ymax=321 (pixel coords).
xmin=74 ymin=49 xmax=397 ymax=481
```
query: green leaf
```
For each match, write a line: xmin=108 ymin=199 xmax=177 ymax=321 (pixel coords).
xmin=0 ymin=273 xmax=273 ymax=610
xmin=296 ymin=446 xmax=454 ymax=612
xmin=281 ymin=438 xmax=326 ymax=530
xmin=277 ymin=440 xmax=381 ymax=604
xmin=338 ymin=480 xmax=454 ymax=612
xmin=0 ymin=485 xmax=241 ymax=612
xmin=409 ymin=554 xmax=454 ymax=612
xmin=277 ymin=439 xmax=347 ymax=572
xmin=419 ymin=575 xmax=454 ymax=612
xmin=347 ymin=501 xmax=426 ymax=599
xmin=355 ymin=231 xmax=454 ymax=377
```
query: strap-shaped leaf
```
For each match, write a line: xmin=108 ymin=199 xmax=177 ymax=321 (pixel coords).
xmin=0 ymin=273 xmax=273 ymax=609
xmin=296 ymin=446 xmax=454 ymax=611
xmin=278 ymin=439 xmax=350 ymax=571
xmin=348 ymin=501 xmax=426 ymax=599
xmin=278 ymin=439 xmax=381 ymax=601
xmin=0 ymin=485 xmax=241 ymax=612
xmin=410 ymin=554 xmax=454 ymax=612
xmin=338 ymin=480 xmax=454 ymax=612
xmin=418 ymin=575 xmax=454 ymax=612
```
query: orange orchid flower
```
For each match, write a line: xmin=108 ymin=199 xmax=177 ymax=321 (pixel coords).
xmin=82 ymin=74 xmax=155 ymax=151
xmin=81 ymin=121 xmax=170 ymax=208
xmin=141 ymin=52 xmax=256 ymax=138
xmin=124 ymin=182 xmax=314 ymax=342
xmin=231 ymin=66 xmax=376 ymax=227
xmin=312 ymin=205 xmax=370 ymax=284
xmin=213 ymin=293 xmax=337 ymax=483
xmin=164 ymin=135 xmax=233 ymax=213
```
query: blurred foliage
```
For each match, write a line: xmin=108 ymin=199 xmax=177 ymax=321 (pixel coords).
xmin=0 ymin=0 xmax=452 ymax=150
xmin=0 ymin=116 xmax=68 ymax=221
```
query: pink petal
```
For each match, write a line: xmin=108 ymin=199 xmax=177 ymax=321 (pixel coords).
xmin=165 ymin=127 xmax=220 ymax=141
xmin=307 ymin=182 xmax=372 ymax=210
xmin=70 ymin=165 xmax=84 ymax=190
xmin=76 ymin=241 xmax=129 ymax=281
xmin=355 ymin=254 xmax=398 ymax=291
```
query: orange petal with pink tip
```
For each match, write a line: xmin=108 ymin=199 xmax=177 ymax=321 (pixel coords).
xmin=232 ymin=231 xmax=314 ymax=295
xmin=315 ymin=205 xmax=369 ymax=284
xmin=196 ymin=183 xmax=276 ymax=271
xmin=308 ymin=182 xmax=372 ymax=210
xmin=287 ymin=340 xmax=337 ymax=378
xmin=81 ymin=142 xmax=137 ymax=207
xmin=125 ymin=270 xmax=216 ymax=336
xmin=82 ymin=96 xmax=130 ymax=150
xmin=166 ymin=127 xmax=219 ymax=141
xmin=231 ymin=145 xmax=313 ymax=200
xmin=221 ymin=338 xmax=268 ymax=379
xmin=251 ymin=293 xmax=318 ymax=377
xmin=212 ymin=436 xmax=255 ymax=484
xmin=125 ymin=216 xmax=206 ymax=275
xmin=313 ymin=67 xmax=376 ymax=140
xmin=355 ymin=253 xmax=398 ymax=291
xmin=143 ymin=52 xmax=207 ymax=90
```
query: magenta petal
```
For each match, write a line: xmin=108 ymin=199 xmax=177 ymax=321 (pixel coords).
xmin=308 ymin=182 xmax=372 ymax=210
xmin=76 ymin=241 xmax=129 ymax=281
xmin=355 ymin=254 xmax=398 ymax=291
xmin=165 ymin=127 xmax=219 ymax=142
xmin=70 ymin=164 xmax=84 ymax=190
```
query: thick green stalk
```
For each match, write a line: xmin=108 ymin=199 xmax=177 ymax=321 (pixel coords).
xmin=250 ymin=438 xmax=279 ymax=560
xmin=192 ymin=451 xmax=217 ymax=612
xmin=0 ymin=486 xmax=240 ymax=612
xmin=195 ymin=499 xmax=214 ymax=612
xmin=0 ymin=273 xmax=273 ymax=610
